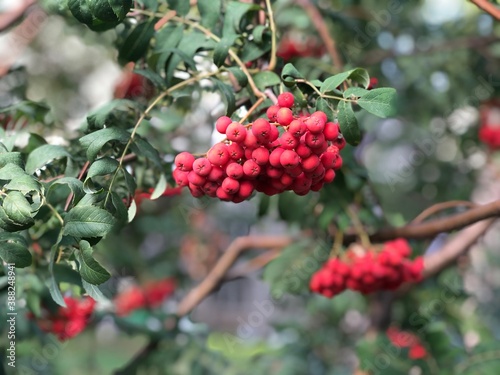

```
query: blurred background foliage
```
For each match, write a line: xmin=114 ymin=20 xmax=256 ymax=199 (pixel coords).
xmin=1 ymin=0 xmax=500 ymax=374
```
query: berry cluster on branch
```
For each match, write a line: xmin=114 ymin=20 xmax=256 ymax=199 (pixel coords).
xmin=29 ymin=297 xmax=96 ymax=341
xmin=173 ymin=93 xmax=346 ymax=202
xmin=310 ymin=239 xmax=424 ymax=298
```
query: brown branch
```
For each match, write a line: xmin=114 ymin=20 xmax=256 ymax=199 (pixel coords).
xmin=176 ymin=235 xmax=293 ymax=316
xmin=295 ymin=0 xmax=344 ymax=71
xmin=470 ymin=0 xmax=500 ymax=21
xmin=422 ymin=218 xmax=495 ymax=278
xmin=346 ymin=199 xmax=500 ymax=244
xmin=411 ymin=200 xmax=477 ymax=224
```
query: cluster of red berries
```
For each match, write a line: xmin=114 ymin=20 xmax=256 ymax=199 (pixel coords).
xmin=32 ymin=296 xmax=96 ymax=341
xmin=173 ymin=92 xmax=345 ymax=202
xmin=386 ymin=326 xmax=428 ymax=360
xmin=114 ymin=278 xmax=176 ymax=316
xmin=310 ymin=239 xmax=424 ymax=298
xmin=478 ymin=99 xmax=500 ymax=149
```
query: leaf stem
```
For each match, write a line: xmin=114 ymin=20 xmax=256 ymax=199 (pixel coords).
xmin=264 ymin=0 xmax=277 ymax=71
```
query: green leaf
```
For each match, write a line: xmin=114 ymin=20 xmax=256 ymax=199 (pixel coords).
xmin=47 ymin=177 xmax=85 ymax=207
xmin=86 ymin=99 xmax=138 ymax=131
xmin=0 ymin=163 xmax=26 ymax=180
xmin=5 ymin=174 xmax=42 ymax=195
xmin=130 ymin=136 xmax=163 ymax=167
xmin=198 ymin=0 xmax=221 ymax=29
xmin=0 ymin=206 xmax=25 ymax=232
xmin=136 ymin=0 xmax=158 ymax=11
xmin=150 ymin=173 xmax=167 ymax=200
xmin=167 ymin=0 xmax=190 ymax=16
xmin=0 ymin=152 xmax=24 ymax=168
xmin=128 ymin=198 xmax=137 ymax=222
xmin=240 ymin=40 xmax=271 ymax=62
xmin=321 ymin=68 xmax=370 ymax=93
xmin=213 ymin=37 xmax=235 ymax=67
xmin=252 ymin=71 xmax=281 ymax=90
xmin=252 ymin=25 xmax=267 ymax=44
xmin=223 ymin=1 xmax=260 ymax=38
xmin=82 ymin=279 xmax=110 ymax=302
xmin=79 ymin=127 xmax=130 ymax=161
xmin=226 ymin=67 xmax=248 ymax=88
xmin=212 ymin=78 xmax=236 ymax=116
xmin=118 ymin=20 xmax=155 ymax=63
xmin=343 ymin=87 xmax=369 ymax=98
xmin=356 ymin=88 xmax=397 ymax=118
xmin=121 ymin=168 xmax=137 ymax=195
xmin=75 ymin=240 xmax=111 ymax=285
xmin=281 ymin=63 xmax=303 ymax=86
xmin=47 ymin=231 xmax=66 ymax=307
xmin=86 ymin=157 xmax=119 ymax=181
xmin=64 ymin=205 xmax=117 ymax=238
xmin=68 ymin=0 xmax=132 ymax=31
xmin=154 ymin=23 xmax=184 ymax=53
xmin=25 ymin=145 xmax=73 ymax=175
xmin=3 ymin=191 xmax=34 ymax=226
xmin=0 ymin=233 xmax=31 ymax=267
xmin=337 ymin=100 xmax=361 ymax=146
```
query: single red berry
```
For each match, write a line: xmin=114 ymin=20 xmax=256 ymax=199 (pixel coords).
xmin=243 ymin=129 xmax=258 ymax=148
xmin=296 ymin=143 xmax=312 ymax=158
xmin=305 ymin=113 xmax=326 ymax=134
xmin=408 ymin=344 xmax=427 ymax=360
xmin=242 ymin=159 xmax=261 ymax=178
xmin=173 ymin=169 xmax=189 ymax=187
xmin=252 ymin=147 xmax=270 ymax=165
xmin=207 ymin=165 xmax=224 ymax=182
xmin=280 ymin=150 xmax=300 ymax=169
xmin=207 ymin=143 xmax=230 ymax=166
xmin=324 ymin=121 xmax=340 ymax=141
xmin=252 ymin=118 xmax=272 ymax=143
xmin=302 ymin=154 xmax=320 ymax=172
xmin=226 ymin=162 xmax=244 ymax=179
xmin=188 ymin=171 xmax=206 ymax=186
xmin=216 ymin=187 xmax=233 ymax=201
xmin=280 ymin=131 xmax=299 ymax=150
xmin=174 ymin=152 xmax=195 ymax=171
xmin=221 ymin=177 xmax=240 ymax=194
xmin=269 ymin=147 xmax=286 ymax=167
xmin=276 ymin=107 xmax=294 ymax=126
xmin=237 ymin=180 xmax=254 ymax=199
xmin=266 ymin=105 xmax=280 ymax=122
xmin=277 ymin=92 xmax=295 ymax=108
xmin=269 ymin=124 xmax=280 ymax=142
xmin=305 ymin=132 xmax=326 ymax=149
xmin=193 ymin=157 xmax=212 ymax=176
xmin=226 ymin=122 xmax=247 ymax=143
xmin=215 ymin=116 xmax=232 ymax=134
xmin=227 ymin=142 xmax=244 ymax=160
xmin=288 ymin=119 xmax=306 ymax=138
xmin=266 ymin=166 xmax=284 ymax=179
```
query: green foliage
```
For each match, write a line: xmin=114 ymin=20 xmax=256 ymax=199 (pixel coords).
xmin=68 ymin=0 xmax=132 ymax=31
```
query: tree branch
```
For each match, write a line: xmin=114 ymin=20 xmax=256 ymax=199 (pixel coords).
xmin=354 ymin=199 xmax=500 ymax=244
xmin=295 ymin=0 xmax=344 ymax=71
xmin=176 ymin=235 xmax=293 ymax=316
xmin=470 ymin=0 xmax=500 ymax=21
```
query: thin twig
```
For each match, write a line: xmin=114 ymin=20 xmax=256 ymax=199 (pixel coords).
xmin=264 ymin=0 xmax=277 ymax=71
xmin=176 ymin=235 xmax=293 ymax=316
xmin=411 ymin=200 xmax=477 ymax=224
